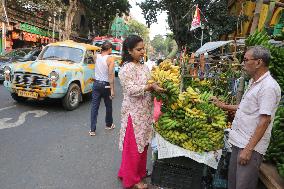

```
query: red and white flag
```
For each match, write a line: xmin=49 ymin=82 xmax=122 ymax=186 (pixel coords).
xmin=190 ymin=5 xmax=201 ymax=31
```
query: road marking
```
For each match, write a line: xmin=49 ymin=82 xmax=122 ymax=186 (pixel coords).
xmin=0 ymin=105 xmax=16 ymax=112
xmin=0 ymin=110 xmax=48 ymax=130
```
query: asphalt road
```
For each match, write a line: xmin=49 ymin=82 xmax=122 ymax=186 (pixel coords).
xmin=0 ymin=79 xmax=155 ymax=189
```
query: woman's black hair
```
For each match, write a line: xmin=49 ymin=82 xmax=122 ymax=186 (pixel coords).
xmin=157 ymin=59 xmax=164 ymax=66
xmin=101 ymin=41 xmax=112 ymax=51
xmin=121 ymin=35 xmax=143 ymax=65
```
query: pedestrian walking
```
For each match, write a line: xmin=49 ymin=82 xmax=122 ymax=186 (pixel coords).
xmin=212 ymin=46 xmax=281 ymax=189
xmin=90 ymin=41 xmax=115 ymax=136
xmin=117 ymin=35 xmax=164 ymax=189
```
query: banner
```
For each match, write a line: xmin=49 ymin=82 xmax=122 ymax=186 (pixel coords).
xmin=20 ymin=23 xmax=58 ymax=38
xmin=190 ymin=5 xmax=201 ymax=31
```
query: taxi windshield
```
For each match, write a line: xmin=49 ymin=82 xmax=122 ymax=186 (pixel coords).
xmin=39 ymin=46 xmax=84 ymax=63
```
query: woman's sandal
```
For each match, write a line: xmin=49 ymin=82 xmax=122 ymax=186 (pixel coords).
xmin=89 ymin=131 xmax=96 ymax=136
xmin=132 ymin=182 xmax=148 ymax=189
xmin=105 ymin=124 xmax=115 ymax=130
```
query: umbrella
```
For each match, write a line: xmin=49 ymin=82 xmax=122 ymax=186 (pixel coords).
xmin=195 ymin=40 xmax=234 ymax=56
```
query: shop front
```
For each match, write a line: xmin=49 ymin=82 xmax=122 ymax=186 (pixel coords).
xmin=9 ymin=22 xmax=58 ymax=49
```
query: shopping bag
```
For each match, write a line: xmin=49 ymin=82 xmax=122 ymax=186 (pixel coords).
xmin=153 ymin=97 xmax=162 ymax=122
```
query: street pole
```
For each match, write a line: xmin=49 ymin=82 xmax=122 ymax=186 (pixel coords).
xmin=48 ymin=17 xmax=51 ymax=40
xmin=209 ymin=28 xmax=213 ymax=42
xmin=52 ymin=12 xmax=57 ymax=42
xmin=58 ymin=8 xmax=62 ymax=41
xmin=1 ymin=0 xmax=8 ymax=54
xmin=2 ymin=22 xmax=5 ymax=53
xmin=200 ymin=25 xmax=205 ymax=47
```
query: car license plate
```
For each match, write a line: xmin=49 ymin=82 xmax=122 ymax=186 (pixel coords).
xmin=18 ymin=90 xmax=38 ymax=99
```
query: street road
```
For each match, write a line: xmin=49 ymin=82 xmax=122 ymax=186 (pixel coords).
xmin=0 ymin=79 xmax=155 ymax=189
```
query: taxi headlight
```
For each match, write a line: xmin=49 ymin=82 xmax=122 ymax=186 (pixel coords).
xmin=49 ymin=71 xmax=59 ymax=81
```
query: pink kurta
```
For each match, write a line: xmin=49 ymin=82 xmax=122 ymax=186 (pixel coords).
xmin=118 ymin=62 xmax=153 ymax=153
xmin=118 ymin=115 xmax=148 ymax=188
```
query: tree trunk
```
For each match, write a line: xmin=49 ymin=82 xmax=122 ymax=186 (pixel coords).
xmin=63 ymin=0 xmax=78 ymax=40
xmin=236 ymin=71 xmax=245 ymax=105
xmin=250 ymin=0 xmax=263 ymax=34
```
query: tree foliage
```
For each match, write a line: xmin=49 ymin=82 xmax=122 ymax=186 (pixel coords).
xmin=6 ymin=0 xmax=66 ymax=18
xmin=82 ymin=0 xmax=130 ymax=36
xmin=128 ymin=19 xmax=150 ymax=44
xmin=151 ymin=34 xmax=177 ymax=58
xmin=111 ymin=17 xmax=129 ymax=38
xmin=151 ymin=34 xmax=166 ymax=55
xmin=165 ymin=35 xmax=178 ymax=59
xmin=139 ymin=0 xmax=241 ymax=51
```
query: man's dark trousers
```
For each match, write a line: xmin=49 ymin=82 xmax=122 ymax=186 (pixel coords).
xmin=228 ymin=145 xmax=263 ymax=189
xmin=91 ymin=81 xmax=113 ymax=132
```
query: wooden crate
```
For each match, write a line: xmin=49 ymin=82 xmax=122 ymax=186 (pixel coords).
xmin=259 ymin=163 xmax=284 ymax=189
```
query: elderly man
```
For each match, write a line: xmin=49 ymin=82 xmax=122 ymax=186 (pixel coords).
xmin=212 ymin=46 xmax=281 ymax=189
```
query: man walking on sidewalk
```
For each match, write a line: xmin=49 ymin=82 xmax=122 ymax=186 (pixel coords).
xmin=212 ymin=46 xmax=281 ymax=189
xmin=90 ymin=41 xmax=115 ymax=136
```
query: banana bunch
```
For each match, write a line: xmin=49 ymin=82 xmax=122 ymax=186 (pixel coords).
xmin=155 ymin=85 xmax=228 ymax=153
xmin=178 ymin=87 xmax=202 ymax=105
xmin=184 ymin=78 xmax=212 ymax=94
xmin=151 ymin=60 xmax=228 ymax=153
xmin=149 ymin=59 xmax=180 ymax=86
xmin=157 ymin=112 xmax=182 ymax=130
xmin=277 ymin=162 xmax=284 ymax=178
xmin=245 ymin=31 xmax=284 ymax=91
xmin=159 ymin=59 xmax=178 ymax=71
xmin=269 ymin=46 xmax=284 ymax=91
xmin=245 ymin=30 xmax=270 ymax=46
xmin=149 ymin=59 xmax=181 ymax=104
xmin=265 ymin=103 xmax=284 ymax=178
xmin=195 ymin=102 xmax=227 ymax=129
xmin=162 ymin=80 xmax=180 ymax=103
xmin=199 ymin=91 xmax=214 ymax=102
xmin=161 ymin=130 xmax=189 ymax=146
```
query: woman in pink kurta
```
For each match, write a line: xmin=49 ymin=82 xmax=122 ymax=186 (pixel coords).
xmin=117 ymin=35 xmax=164 ymax=189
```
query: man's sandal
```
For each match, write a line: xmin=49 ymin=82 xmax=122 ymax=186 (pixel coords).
xmin=105 ymin=124 xmax=115 ymax=130
xmin=89 ymin=131 xmax=96 ymax=136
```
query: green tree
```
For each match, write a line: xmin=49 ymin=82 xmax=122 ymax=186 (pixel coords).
xmin=164 ymin=34 xmax=178 ymax=58
xmin=128 ymin=19 xmax=150 ymax=44
xmin=151 ymin=34 xmax=167 ymax=56
xmin=111 ymin=16 xmax=129 ymax=38
xmin=82 ymin=0 xmax=130 ymax=36
xmin=139 ymin=0 xmax=241 ymax=51
xmin=150 ymin=34 xmax=178 ymax=58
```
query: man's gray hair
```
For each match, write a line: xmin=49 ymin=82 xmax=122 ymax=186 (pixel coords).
xmin=248 ymin=45 xmax=271 ymax=67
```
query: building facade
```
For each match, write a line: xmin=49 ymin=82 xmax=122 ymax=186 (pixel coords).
xmin=0 ymin=1 xmax=91 ymax=54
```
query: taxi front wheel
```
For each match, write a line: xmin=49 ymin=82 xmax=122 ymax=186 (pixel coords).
xmin=62 ymin=83 xmax=81 ymax=111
